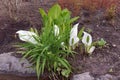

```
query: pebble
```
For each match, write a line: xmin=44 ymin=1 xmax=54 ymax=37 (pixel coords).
xmin=112 ymin=44 xmax=117 ymax=47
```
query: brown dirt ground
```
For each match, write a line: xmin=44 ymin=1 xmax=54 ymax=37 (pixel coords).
xmin=71 ymin=10 xmax=120 ymax=78
xmin=0 ymin=9 xmax=120 ymax=80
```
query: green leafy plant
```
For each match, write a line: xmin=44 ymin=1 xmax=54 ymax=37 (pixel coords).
xmin=16 ymin=4 xmax=106 ymax=79
xmin=81 ymin=31 xmax=107 ymax=55
xmin=16 ymin=4 xmax=81 ymax=79
xmin=96 ymin=38 xmax=106 ymax=48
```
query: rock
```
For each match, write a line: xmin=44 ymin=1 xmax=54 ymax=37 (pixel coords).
xmin=72 ymin=73 xmax=118 ymax=80
xmin=72 ymin=72 xmax=94 ymax=80
xmin=0 ymin=52 xmax=35 ymax=76
xmin=112 ymin=44 xmax=117 ymax=47
xmin=96 ymin=74 xmax=117 ymax=80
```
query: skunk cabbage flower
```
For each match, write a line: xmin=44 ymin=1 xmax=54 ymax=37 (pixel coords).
xmin=16 ymin=30 xmax=38 ymax=44
xmin=82 ymin=31 xmax=92 ymax=46
xmin=82 ymin=31 xmax=95 ymax=54
xmin=54 ymin=25 xmax=59 ymax=36
xmin=61 ymin=42 xmax=64 ymax=46
xmin=88 ymin=46 xmax=95 ymax=54
xmin=61 ymin=42 xmax=65 ymax=50
xmin=69 ymin=23 xmax=79 ymax=48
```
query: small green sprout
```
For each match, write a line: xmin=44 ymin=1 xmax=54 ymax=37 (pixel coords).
xmin=96 ymin=38 xmax=106 ymax=47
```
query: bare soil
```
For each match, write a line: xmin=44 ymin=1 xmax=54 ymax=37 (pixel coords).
xmin=0 ymin=9 xmax=120 ymax=80
xmin=71 ymin=10 xmax=120 ymax=78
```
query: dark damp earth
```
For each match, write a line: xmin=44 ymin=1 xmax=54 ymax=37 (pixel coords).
xmin=0 ymin=7 xmax=120 ymax=80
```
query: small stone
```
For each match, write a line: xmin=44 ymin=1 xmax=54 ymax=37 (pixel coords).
xmin=112 ymin=44 xmax=117 ymax=47
xmin=108 ymin=68 xmax=113 ymax=73
xmin=96 ymin=25 xmax=99 ymax=27
xmin=72 ymin=72 xmax=94 ymax=80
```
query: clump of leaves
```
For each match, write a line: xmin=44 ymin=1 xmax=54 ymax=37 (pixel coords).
xmin=16 ymin=4 xmax=106 ymax=79
xmin=96 ymin=38 xmax=107 ymax=48
xmin=16 ymin=4 xmax=81 ymax=80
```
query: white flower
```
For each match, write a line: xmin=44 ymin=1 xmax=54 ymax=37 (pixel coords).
xmin=88 ymin=46 xmax=95 ymax=54
xmin=54 ymin=25 xmax=59 ymax=36
xmin=69 ymin=23 xmax=79 ymax=47
xmin=82 ymin=31 xmax=92 ymax=46
xmin=82 ymin=31 xmax=95 ymax=54
xmin=61 ymin=42 xmax=64 ymax=46
xmin=16 ymin=30 xmax=38 ymax=44
xmin=61 ymin=42 xmax=65 ymax=50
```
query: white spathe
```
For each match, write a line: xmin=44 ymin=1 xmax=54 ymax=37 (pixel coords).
xmin=54 ymin=25 xmax=59 ymax=36
xmin=69 ymin=23 xmax=79 ymax=47
xmin=88 ymin=46 xmax=95 ymax=54
xmin=61 ymin=42 xmax=64 ymax=46
xmin=82 ymin=31 xmax=95 ymax=54
xmin=82 ymin=31 xmax=92 ymax=46
xmin=16 ymin=30 xmax=38 ymax=44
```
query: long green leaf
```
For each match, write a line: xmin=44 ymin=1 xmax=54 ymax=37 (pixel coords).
xmin=41 ymin=58 xmax=46 ymax=74
xmin=48 ymin=4 xmax=61 ymax=19
xmin=69 ymin=17 xmax=79 ymax=24
xmin=21 ymin=50 xmax=33 ymax=60
xmin=78 ymin=27 xmax=85 ymax=39
xmin=39 ymin=8 xmax=47 ymax=18
xmin=36 ymin=56 xmax=41 ymax=80
xmin=58 ymin=58 xmax=70 ymax=70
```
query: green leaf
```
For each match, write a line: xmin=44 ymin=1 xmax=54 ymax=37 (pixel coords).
xmin=97 ymin=38 xmax=106 ymax=47
xmin=69 ymin=17 xmax=79 ymax=23
xmin=61 ymin=69 xmax=71 ymax=77
xmin=30 ymin=28 xmax=34 ymax=32
xmin=58 ymin=58 xmax=70 ymax=70
xmin=48 ymin=4 xmax=61 ymax=19
xmin=62 ymin=8 xmax=70 ymax=14
xmin=87 ymin=36 xmax=90 ymax=43
xmin=78 ymin=27 xmax=85 ymax=39
xmin=61 ymin=9 xmax=71 ymax=20
xmin=41 ymin=58 xmax=46 ymax=74
xmin=39 ymin=8 xmax=47 ymax=18
xmin=36 ymin=56 xmax=41 ymax=80
xmin=54 ymin=61 xmax=57 ymax=71
xmin=21 ymin=50 xmax=33 ymax=60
